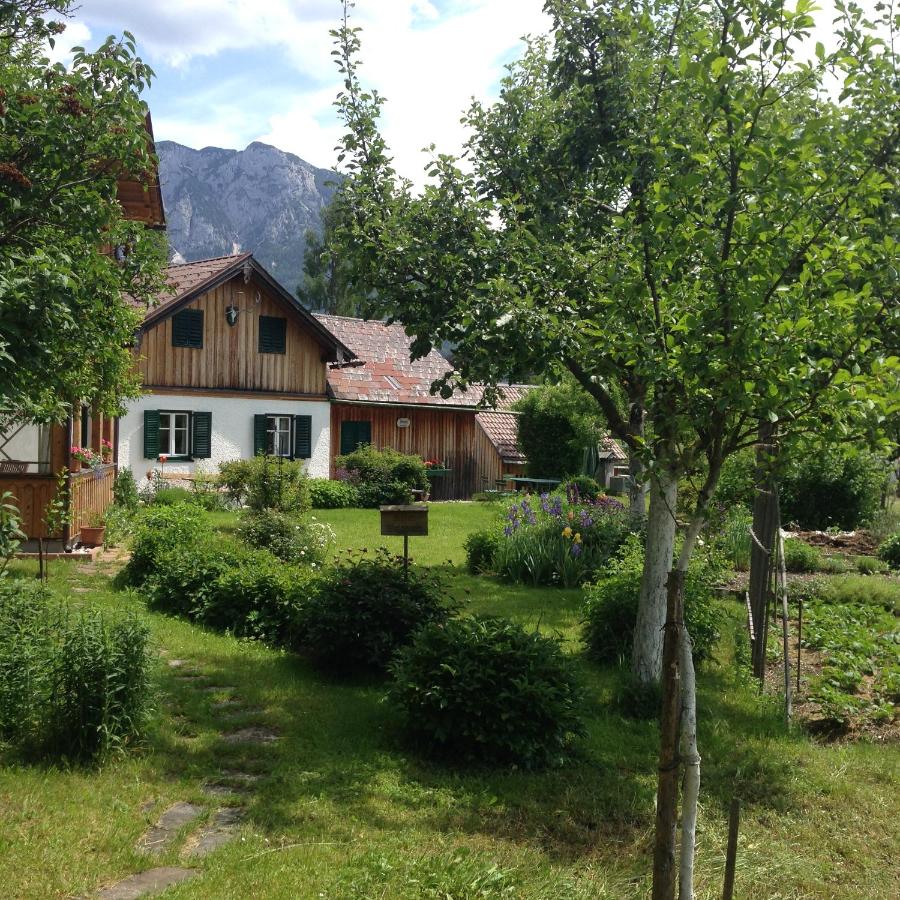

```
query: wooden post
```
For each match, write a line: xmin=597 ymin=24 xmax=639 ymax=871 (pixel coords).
xmin=722 ymin=798 xmax=740 ymax=900
xmin=797 ymin=598 xmax=803 ymax=694
xmin=775 ymin=516 xmax=792 ymax=724
xmin=652 ymin=568 xmax=684 ymax=900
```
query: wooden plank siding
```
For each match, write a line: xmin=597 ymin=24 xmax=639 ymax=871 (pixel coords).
xmin=330 ymin=402 xmax=511 ymax=499
xmin=136 ymin=274 xmax=327 ymax=395
xmin=1 ymin=475 xmax=58 ymax=539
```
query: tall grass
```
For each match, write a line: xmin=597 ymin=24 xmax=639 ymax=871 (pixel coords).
xmin=716 ymin=506 xmax=752 ymax=571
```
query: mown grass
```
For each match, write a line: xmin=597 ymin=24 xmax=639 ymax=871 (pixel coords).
xmin=1 ymin=503 xmax=898 ymax=898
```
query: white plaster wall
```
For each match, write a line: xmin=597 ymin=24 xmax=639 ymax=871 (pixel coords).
xmin=0 ymin=422 xmax=50 ymax=471
xmin=118 ymin=394 xmax=331 ymax=483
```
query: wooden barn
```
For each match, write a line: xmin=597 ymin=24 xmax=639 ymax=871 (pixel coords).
xmin=315 ymin=315 xmax=531 ymax=499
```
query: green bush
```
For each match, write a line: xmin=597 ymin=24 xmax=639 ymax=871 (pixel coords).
xmin=189 ymin=472 xmax=229 ymax=511
xmin=877 ymin=532 xmax=900 ymax=570
xmin=334 ymin=445 xmax=428 ymax=508
xmin=152 ymin=486 xmax=192 ymax=506
xmin=713 ymin=449 xmax=756 ymax=509
xmin=237 ymin=508 xmax=334 ymax=566
xmin=0 ymin=490 xmax=24 ymax=570
xmin=0 ymin=580 xmax=153 ymax=762
xmin=389 ymin=616 xmax=585 ymax=767
xmin=218 ymin=456 xmax=310 ymax=512
xmin=813 ymin=574 xmax=900 ymax=615
xmin=295 ymin=549 xmax=455 ymax=673
xmin=582 ymin=535 xmax=726 ymax=665
xmin=780 ymin=449 xmax=887 ymax=530
xmin=611 ymin=671 xmax=663 ymax=720
xmin=716 ymin=505 xmax=752 ymax=571
xmin=121 ymin=503 xmax=208 ymax=586
xmin=102 ymin=502 xmax=138 ymax=547
xmin=308 ymin=478 xmax=360 ymax=509
xmin=564 ymin=476 xmax=602 ymax=501
xmin=782 ymin=538 xmax=824 ymax=573
xmin=464 ymin=527 xmax=501 ymax=574
xmin=112 ymin=467 xmax=140 ymax=509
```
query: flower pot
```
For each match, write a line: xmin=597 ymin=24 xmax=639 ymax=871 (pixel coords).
xmin=80 ymin=525 xmax=106 ymax=548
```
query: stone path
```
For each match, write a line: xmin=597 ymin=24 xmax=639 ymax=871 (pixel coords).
xmin=95 ymin=653 xmax=281 ymax=898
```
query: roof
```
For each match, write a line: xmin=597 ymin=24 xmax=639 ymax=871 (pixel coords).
xmin=599 ymin=436 xmax=628 ymax=461
xmin=115 ymin=112 xmax=166 ymax=228
xmin=490 ymin=384 xmax=533 ymax=410
xmin=140 ymin=253 xmax=353 ymax=361
xmin=315 ymin=315 xmax=476 ymax=407
xmin=476 ymin=411 xmax=526 ymax=464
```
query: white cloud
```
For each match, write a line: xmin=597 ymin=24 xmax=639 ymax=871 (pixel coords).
xmin=44 ymin=20 xmax=92 ymax=65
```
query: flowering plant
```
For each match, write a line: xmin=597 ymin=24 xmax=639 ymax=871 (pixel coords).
xmin=100 ymin=437 xmax=113 ymax=460
xmin=423 ymin=458 xmax=444 ymax=469
xmin=70 ymin=445 xmax=102 ymax=468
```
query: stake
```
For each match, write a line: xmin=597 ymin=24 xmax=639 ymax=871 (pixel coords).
xmin=403 ymin=534 xmax=409 ymax=578
xmin=722 ymin=798 xmax=740 ymax=900
xmin=38 ymin=536 xmax=44 ymax=582
xmin=796 ymin=597 xmax=802 ymax=695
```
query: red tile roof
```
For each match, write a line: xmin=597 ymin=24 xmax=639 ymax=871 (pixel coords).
xmin=476 ymin=411 xmax=526 ymax=464
xmin=599 ymin=436 xmax=628 ymax=461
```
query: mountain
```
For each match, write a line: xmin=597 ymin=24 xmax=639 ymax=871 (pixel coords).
xmin=156 ymin=140 xmax=340 ymax=296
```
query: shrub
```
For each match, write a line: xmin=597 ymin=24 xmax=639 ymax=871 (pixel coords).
xmin=218 ymin=456 xmax=310 ymax=512
xmin=102 ymin=503 xmax=138 ymax=547
xmin=237 ymin=508 xmax=334 ymax=566
xmin=121 ymin=503 xmax=207 ymax=586
xmin=0 ymin=580 xmax=153 ymax=762
xmin=112 ymin=467 xmax=140 ymax=509
xmin=713 ymin=449 xmax=756 ymax=509
xmin=190 ymin=472 xmax=228 ymax=511
xmin=295 ymin=549 xmax=455 ymax=673
xmin=389 ymin=616 xmax=585 ymax=767
xmin=716 ymin=505 xmax=752 ymax=571
xmin=464 ymin=527 xmax=501 ymax=574
xmin=334 ymin=445 xmax=428 ymax=508
xmin=611 ymin=671 xmax=663 ymax=720
xmin=0 ymin=490 xmax=24 ymax=573
xmin=780 ymin=448 xmax=887 ymax=530
xmin=877 ymin=532 xmax=900 ymax=570
xmin=782 ymin=538 xmax=824 ymax=573
xmin=564 ymin=476 xmax=602 ymax=501
xmin=309 ymin=478 xmax=360 ymax=509
xmin=582 ymin=535 xmax=726 ymax=665
xmin=152 ymin=486 xmax=192 ymax=506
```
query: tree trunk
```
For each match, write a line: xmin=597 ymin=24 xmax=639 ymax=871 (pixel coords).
xmin=633 ymin=465 xmax=678 ymax=683
xmin=652 ymin=567 xmax=684 ymax=900
xmin=627 ymin=401 xmax=648 ymax=522
xmin=678 ymin=625 xmax=700 ymax=900
xmin=749 ymin=422 xmax=779 ymax=680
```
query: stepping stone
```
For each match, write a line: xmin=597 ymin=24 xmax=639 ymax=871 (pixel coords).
xmin=197 ymin=685 xmax=234 ymax=693
xmin=72 ymin=587 xmax=91 ymax=594
xmin=201 ymin=782 xmax=242 ymax=798
xmin=221 ymin=726 xmax=280 ymax=744
xmin=167 ymin=659 xmax=189 ymax=669
xmin=218 ymin=705 xmax=265 ymax=719
xmin=184 ymin=808 xmax=245 ymax=859
xmin=217 ymin=770 xmax=262 ymax=786
xmin=136 ymin=802 xmax=204 ymax=855
xmin=97 ymin=866 xmax=197 ymax=899
xmin=211 ymin=698 xmax=242 ymax=710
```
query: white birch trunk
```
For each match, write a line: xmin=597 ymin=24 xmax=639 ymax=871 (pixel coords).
xmin=678 ymin=626 xmax=700 ymax=900
xmin=632 ymin=467 xmax=678 ymax=684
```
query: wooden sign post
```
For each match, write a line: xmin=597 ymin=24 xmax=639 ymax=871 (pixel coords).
xmin=380 ymin=504 xmax=428 ymax=574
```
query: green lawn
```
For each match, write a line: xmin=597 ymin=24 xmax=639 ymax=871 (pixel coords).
xmin=1 ymin=503 xmax=898 ymax=898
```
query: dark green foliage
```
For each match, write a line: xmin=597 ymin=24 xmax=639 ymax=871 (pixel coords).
xmin=464 ymin=527 xmax=501 ymax=574
xmin=152 ymin=486 xmax=192 ymax=506
xmin=121 ymin=503 xmax=208 ymax=586
xmin=389 ymin=616 xmax=585 ymax=767
xmin=582 ymin=536 xmax=726 ymax=665
xmin=514 ymin=382 xmax=604 ymax=479
xmin=780 ymin=449 xmax=887 ymax=530
xmin=189 ymin=473 xmax=229 ymax=511
xmin=564 ymin=476 xmax=602 ymax=501
xmin=237 ymin=508 xmax=332 ymax=565
xmin=295 ymin=549 xmax=454 ymax=673
xmin=877 ymin=532 xmax=900 ymax=570
xmin=611 ymin=671 xmax=663 ymax=720
xmin=308 ymin=478 xmax=360 ymax=509
xmin=335 ymin=445 xmax=428 ymax=508
xmin=782 ymin=538 xmax=824 ymax=573
xmin=713 ymin=449 xmax=756 ymax=509
xmin=0 ymin=490 xmax=25 ymax=573
xmin=112 ymin=468 xmax=140 ymax=509
xmin=218 ymin=456 xmax=310 ymax=512
xmin=0 ymin=580 xmax=153 ymax=763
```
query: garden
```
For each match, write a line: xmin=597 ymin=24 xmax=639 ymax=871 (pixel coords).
xmin=0 ymin=443 xmax=898 ymax=899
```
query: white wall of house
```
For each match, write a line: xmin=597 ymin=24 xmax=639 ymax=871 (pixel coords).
xmin=118 ymin=394 xmax=331 ymax=482
xmin=0 ymin=422 xmax=51 ymax=472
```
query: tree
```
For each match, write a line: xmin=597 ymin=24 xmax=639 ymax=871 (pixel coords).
xmin=0 ymin=1 xmax=167 ymax=423
xmin=297 ymin=199 xmax=368 ymax=315
xmin=328 ymin=1 xmax=899 ymax=895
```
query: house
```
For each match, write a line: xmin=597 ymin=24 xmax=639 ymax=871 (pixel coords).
xmin=314 ymin=315 xmax=532 ymax=499
xmin=118 ymin=253 xmax=354 ymax=483
xmin=0 ymin=115 xmax=166 ymax=546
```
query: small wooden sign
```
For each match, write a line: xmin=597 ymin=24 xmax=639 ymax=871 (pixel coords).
xmin=380 ymin=504 xmax=428 ymax=536
xmin=396 ymin=417 xmax=411 ymax=428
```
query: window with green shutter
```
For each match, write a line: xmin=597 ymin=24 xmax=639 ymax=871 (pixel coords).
xmin=253 ymin=414 xmax=268 ymax=455
xmin=258 ymin=316 xmax=286 ymax=353
xmin=293 ymin=415 xmax=312 ymax=459
xmin=143 ymin=409 xmax=160 ymax=459
xmin=172 ymin=309 xmax=204 ymax=348
xmin=192 ymin=411 xmax=212 ymax=459
xmin=340 ymin=420 xmax=371 ymax=456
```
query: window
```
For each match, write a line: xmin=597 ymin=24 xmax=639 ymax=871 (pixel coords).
xmin=340 ymin=420 xmax=372 ymax=455
xmin=172 ymin=309 xmax=204 ymax=348
xmin=80 ymin=404 xmax=90 ymax=448
xmin=259 ymin=315 xmax=286 ymax=353
xmin=159 ymin=412 xmax=190 ymax=456
xmin=267 ymin=415 xmax=292 ymax=457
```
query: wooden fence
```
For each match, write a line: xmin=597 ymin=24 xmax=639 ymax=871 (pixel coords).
xmin=70 ymin=465 xmax=116 ymax=538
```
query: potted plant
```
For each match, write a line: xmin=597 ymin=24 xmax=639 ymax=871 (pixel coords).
xmin=80 ymin=510 xmax=106 ymax=548
xmin=100 ymin=437 xmax=113 ymax=464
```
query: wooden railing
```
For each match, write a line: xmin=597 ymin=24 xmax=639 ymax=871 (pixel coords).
xmin=0 ymin=473 xmax=58 ymax=538
xmin=70 ymin=465 xmax=116 ymax=538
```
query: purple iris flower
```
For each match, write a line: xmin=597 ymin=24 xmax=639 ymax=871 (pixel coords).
xmin=570 ymin=542 xmax=583 ymax=557
xmin=580 ymin=509 xmax=593 ymax=528
xmin=503 ymin=525 xmax=513 ymax=537
xmin=549 ymin=498 xmax=563 ymax=518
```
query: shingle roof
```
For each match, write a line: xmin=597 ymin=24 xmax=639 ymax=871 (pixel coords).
xmin=599 ymin=436 xmax=628 ymax=461
xmin=476 ymin=411 xmax=526 ymax=464
xmin=144 ymin=253 xmax=253 ymax=317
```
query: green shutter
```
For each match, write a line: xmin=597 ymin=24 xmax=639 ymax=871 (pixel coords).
xmin=172 ymin=309 xmax=203 ymax=348
xmin=258 ymin=316 xmax=286 ymax=353
xmin=192 ymin=411 xmax=212 ymax=459
xmin=253 ymin=414 xmax=268 ymax=455
xmin=340 ymin=420 xmax=371 ymax=455
xmin=293 ymin=415 xmax=312 ymax=459
xmin=143 ymin=409 xmax=160 ymax=459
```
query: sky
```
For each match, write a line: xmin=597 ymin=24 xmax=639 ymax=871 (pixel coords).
xmin=55 ymin=0 xmax=551 ymax=180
